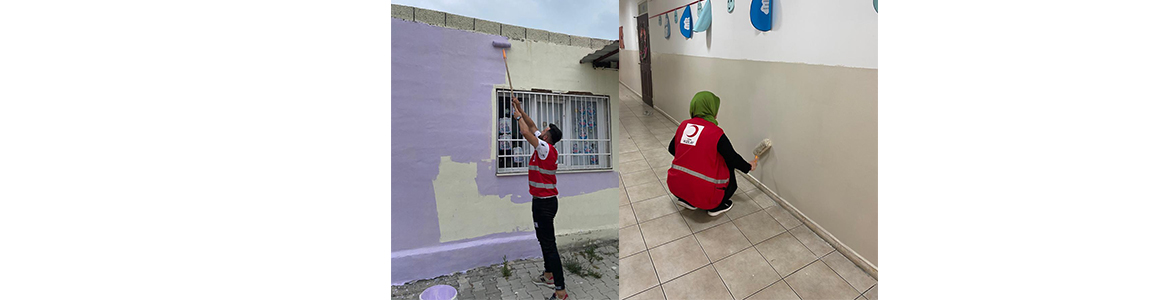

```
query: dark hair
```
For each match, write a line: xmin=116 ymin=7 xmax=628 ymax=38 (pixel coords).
xmin=546 ymin=123 xmax=563 ymax=145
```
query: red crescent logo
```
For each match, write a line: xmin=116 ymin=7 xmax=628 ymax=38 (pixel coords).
xmin=685 ymin=124 xmax=700 ymax=137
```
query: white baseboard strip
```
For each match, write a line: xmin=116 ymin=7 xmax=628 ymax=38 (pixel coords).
xmin=739 ymin=172 xmax=879 ymax=280
xmin=618 ymin=80 xmax=642 ymax=98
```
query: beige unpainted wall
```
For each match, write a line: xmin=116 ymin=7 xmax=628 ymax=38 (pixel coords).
xmin=433 ymin=156 xmax=619 ymax=243
xmin=649 ymin=53 xmax=878 ymax=265
xmin=618 ymin=50 xmax=642 ymax=95
xmin=502 ymin=39 xmax=618 ymax=99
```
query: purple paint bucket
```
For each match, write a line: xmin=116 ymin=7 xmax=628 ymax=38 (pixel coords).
xmin=419 ymin=285 xmax=457 ymax=300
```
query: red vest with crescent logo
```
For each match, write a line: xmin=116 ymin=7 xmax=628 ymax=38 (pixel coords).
xmin=528 ymin=143 xmax=558 ymax=198
xmin=666 ymin=118 xmax=730 ymax=210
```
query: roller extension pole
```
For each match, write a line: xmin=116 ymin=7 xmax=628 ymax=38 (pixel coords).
xmin=492 ymin=41 xmax=519 ymax=119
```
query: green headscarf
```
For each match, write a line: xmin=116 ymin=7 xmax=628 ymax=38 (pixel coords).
xmin=689 ymin=91 xmax=721 ymax=125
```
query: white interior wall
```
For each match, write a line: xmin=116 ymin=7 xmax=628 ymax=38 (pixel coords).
xmin=647 ymin=0 xmax=877 ymax=69
xmin=618 ymin=0 xmax=643 ymax=94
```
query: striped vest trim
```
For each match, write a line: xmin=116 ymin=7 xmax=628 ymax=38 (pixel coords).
xmin=671 ymin=164 xmax=730 ymax=184
xmin=529 ymin=181 xmax=557 ymax=189
xmin=528 ymin=165 xmax=556 ymax=175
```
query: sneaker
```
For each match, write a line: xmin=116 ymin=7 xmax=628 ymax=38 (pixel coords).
xmin=547 ymin=292 xmax=568 ymax=300
xmin=675 ymin=198 xmax=697 ymax=210
xmin=707 ymin=201 xmax=733 ymax=217
xmin=532 ymin=273 xmax=555 ymax=289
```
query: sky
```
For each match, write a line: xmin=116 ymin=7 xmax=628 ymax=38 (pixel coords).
xmin=393 ymin=0 xmax=619 ymax=40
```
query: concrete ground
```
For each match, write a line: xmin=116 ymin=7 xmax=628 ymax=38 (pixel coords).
xmin=616 ymin=88 xmax=878 ymax=300
xmin=393 ymin=239 xmax=619 ymax=300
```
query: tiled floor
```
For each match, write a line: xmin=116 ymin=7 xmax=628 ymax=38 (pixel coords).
xmin=616 ymin=89 xmax=878 ymax=300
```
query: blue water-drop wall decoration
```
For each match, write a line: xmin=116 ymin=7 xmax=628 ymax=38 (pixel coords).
xmin=750 ymin=0 xmax=772 ymax=31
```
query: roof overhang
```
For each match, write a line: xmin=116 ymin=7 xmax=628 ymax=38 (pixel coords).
xmin=579 ymin=40 xmax=620 ymax=69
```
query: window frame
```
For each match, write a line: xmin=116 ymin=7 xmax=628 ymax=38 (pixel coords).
xmin=494 ymin=89 xmax=613 ymax=176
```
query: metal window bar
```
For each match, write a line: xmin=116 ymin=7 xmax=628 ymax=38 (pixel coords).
xmin=496 ymin=89 xmax=611 ymax=174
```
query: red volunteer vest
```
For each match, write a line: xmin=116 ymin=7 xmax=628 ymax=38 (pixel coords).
xmin=666 ymin=118 xmax=730 ymax=210
xmin=528 ymin=143 xmax=558 ymax=198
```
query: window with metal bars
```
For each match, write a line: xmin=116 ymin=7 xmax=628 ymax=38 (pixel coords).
xmin=496 ymin=89 xmax=612 ymax=175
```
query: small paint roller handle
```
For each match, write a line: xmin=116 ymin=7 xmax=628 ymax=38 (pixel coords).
xmin=510 ymin=93 xmax=522 ymax=120
xmin=507 ymin=95 xmax=517 ymax=120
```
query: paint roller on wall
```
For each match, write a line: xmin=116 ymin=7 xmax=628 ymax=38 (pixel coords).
xmin=493 ymin=41 xmax=519 ymax=119
xmin=753 ymin=138 xmax=772 ymax=162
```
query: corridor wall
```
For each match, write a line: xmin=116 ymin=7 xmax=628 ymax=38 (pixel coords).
xmin=621 ymin=0 xmax=879 ymax=266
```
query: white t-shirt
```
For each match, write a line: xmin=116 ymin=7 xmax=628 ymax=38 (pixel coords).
xmin=533 ymin=130 xmax=550 ymax=160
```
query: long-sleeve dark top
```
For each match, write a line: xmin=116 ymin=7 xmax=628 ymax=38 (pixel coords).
xmin=669 ymin=134 xmax=752 ymax=174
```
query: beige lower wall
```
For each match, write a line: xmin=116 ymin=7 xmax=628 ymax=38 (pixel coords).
xmin=618 ymin=50 xmax=641 ymax=95
xmin=649 ymin=53 xmax=878 ymax=265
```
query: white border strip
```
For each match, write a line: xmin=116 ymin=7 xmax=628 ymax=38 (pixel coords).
xmin=619 ymin=79 xmax=642 ymax=98
xmin=644 ymin=98 xmax=879 ymax=280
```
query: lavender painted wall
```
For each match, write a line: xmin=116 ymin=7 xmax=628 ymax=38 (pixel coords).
xmin=392 ymin=19 xmax=618 ymax=284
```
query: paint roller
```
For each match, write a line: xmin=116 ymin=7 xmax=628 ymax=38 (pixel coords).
xmin=753 ymin=138 xmax=772 ymax=163
xmin=493 ymin=41 xmax=520 ymax=119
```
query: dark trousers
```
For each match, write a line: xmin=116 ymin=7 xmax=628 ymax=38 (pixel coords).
xmin=677 ymin=172 xmax=738 ymax=211
xmin=720 ymin=174 xmax=739 ymax=206
xmin=532 ymin=196 xmax=565 ymax=290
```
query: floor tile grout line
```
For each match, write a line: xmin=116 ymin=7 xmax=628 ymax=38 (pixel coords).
xmin=629 ymin=200 xmax=680 ymax=224
xmin=789 ymin=225 xmax=826 ymax=260
xmin=681 ymin=213 xmax=716 ymax=275
xmin=621 ymin=111 xmax=682 ymax=300
xmin=770 ymin=249 xmax=835 ymax=283
xmin=789 ymin=252 xmax=866 ymax=300
xmin=617 ymin=223 xmax=641 ymax=259
xmin=635 ymin=218 xmax=757 ymax=297
xmin=858 ymin=283 xmax=876 ymax=299
xmin=784 ymin=279 xmax=806 ymax=300
xmin=741 ymin=278 xmax=788 ymax=300
xmin=779 ymin=259 xmax=821 ymax=295
xmin=634 ymin=197 xmax=743 ymax=252
xmin=646 ymin=260 xmax=714 ymax=298
xmin=748 ymin=226 xmax=792 ymax=247
xmin=626 ymin=227 xmax=661 ymax=299
xmin=623 ymin=181 xmax=668 ymax=204
xmin=750 ymin=234 xmax=800 ymax=298
xmin=705 ymin=241 xmax=760 ymax=270
xmin=820 ymin=250 xmax=875 ymax=295
xmin=694 ymin=219 xmax=753 ymax=261
xmin=624 ymin=285 xmax=660 ymax=300
xmin=722 ymin=246 xmax=783 ymax=300
xmin=634 ymin=214 xmax=688 ymax=250
xmin=620 ymin=119 xmax=664 ymax=300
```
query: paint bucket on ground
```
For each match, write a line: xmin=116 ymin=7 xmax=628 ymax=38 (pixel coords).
xmin=419 ymin=285 xmax=457 ymax=300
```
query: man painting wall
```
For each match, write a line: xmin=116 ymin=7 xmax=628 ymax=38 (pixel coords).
xmin=512 ymin=96 xmax=569 ymax=300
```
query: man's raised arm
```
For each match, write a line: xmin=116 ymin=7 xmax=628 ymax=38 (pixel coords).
xmin=512 ymin=96 xmax=540 ymax=147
